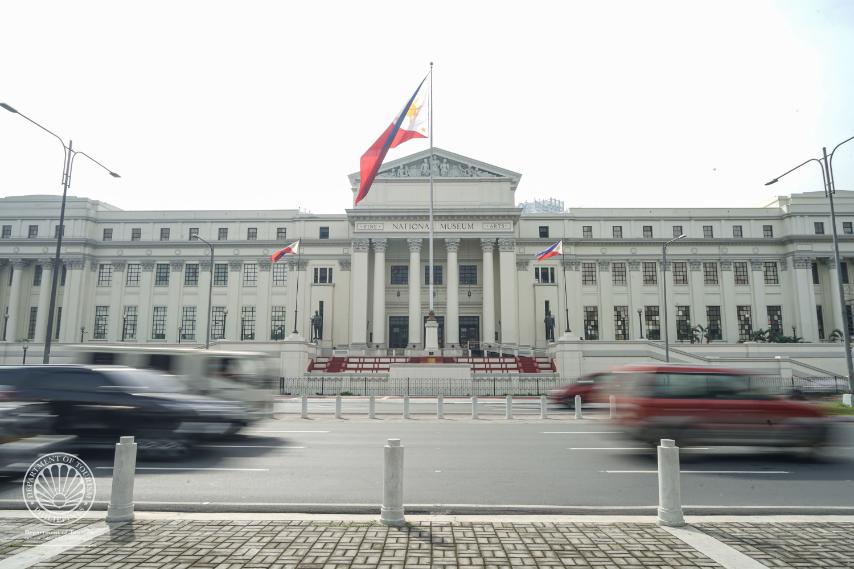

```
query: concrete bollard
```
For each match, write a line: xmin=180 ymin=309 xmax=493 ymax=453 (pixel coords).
xmin=369 ymin=395 xmax=376 ymax=419
xmin=574 ymin=394 xmax=582 ymax=419
xmin=403 ymin=395 xmax=410 ymax=419
xmin=657 ymin=439 xmax=685 ymax=527
xmin=301 ymin=395 xmax=308 ymax=419
xmin=843 ymin=394 xmax=852 ymax=407
xmin=335 ymin=395 xmax=342 ymax=419
xmin=505 ymin=394 xmax=513 ymax=420
xmin=471 ymin=395 xmax=479 ymax=419
xmin=540 ymin=395 xmax=548 ymax=419
xmin=106 ymin=436 xmax=137 ymax=523
xmin=380 ymin=438 xmax=405 ymax=526
xmin=609 ymin=395 xmax=616 ymax=418
xmin=437 ymin=394 xmax=444 ymax=419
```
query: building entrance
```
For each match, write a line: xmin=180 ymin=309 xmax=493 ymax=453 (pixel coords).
xmin=389 ymin=316 xmax=409 ymax=349
xmin=459 ymin=315 xmax=480 ymax=354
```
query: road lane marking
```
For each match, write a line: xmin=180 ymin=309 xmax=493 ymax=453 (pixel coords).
xmin=200 ymin=445 xmax=306 ymax=449
xmin=569 ymin=447 xmax=710 ymax=451
xmin=246 ymin=430 xmax=329 ymax=433
xmin=662 ymin=525 xmax=768 ymax=569
xmin=96 ymin=466 xmax=270 ymax=472
xmin=543 ymin=431 xmax=621 ymax=434
xmin=602 ymin=470 xmax=789 ymax=474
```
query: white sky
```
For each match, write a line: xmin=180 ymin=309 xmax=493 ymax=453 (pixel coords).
xmin=2 ymin=0 xmax=854 ymax=214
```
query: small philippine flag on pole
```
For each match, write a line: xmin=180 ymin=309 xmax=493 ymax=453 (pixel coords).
xmin=271 ymin=240 xmax=300 ymax=263
xmin=535 ymin=240 xmax=563 ymax=261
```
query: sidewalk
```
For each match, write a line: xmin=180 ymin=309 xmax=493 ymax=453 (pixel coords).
xmin=1 ymin=512 xmax=853 ymax=569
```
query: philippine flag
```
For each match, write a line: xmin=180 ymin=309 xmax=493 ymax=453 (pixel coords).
xmin=271 ymin=240 xmax=300 ymax=263
xmin=355 ymin=77 xmax=429 ymax=206
xmin=536 ymin=241 xmax=563 ymax=261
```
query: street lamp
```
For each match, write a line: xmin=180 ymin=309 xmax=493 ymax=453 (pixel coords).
xmin=222 ymin=308 xmax=228 ymax=341
xmin=662 ymin=234 xmax=687 ymax=362
xmin=1 ymin=103 xmax=119 ymax=364
xmin=79 ymin=327 xmax=85 ymax=343
xmin=192 ymin=235 xmax=215 ymax=349
xmin=637 ymin=308 xmax=644 ymax=339
xmin=122 ymin=315 xmax=127 ymax=342
xmin=766 ymin=135 xmax=854 ymax=392
xmin=22 ymin=338 xmax=29 ymax=365
xmin=178 ymin=326 xmax=183 ymax=344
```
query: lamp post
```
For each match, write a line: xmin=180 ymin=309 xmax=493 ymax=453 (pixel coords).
xmin=766 ymin=135 xmax=854 ymax=392
xmin=662 ymin=234 xmax=687 ymax=362
xmin=0 ymin=103 xmax=119 ymax=364
xmin=79 ymin=327 xmax=85 ymax=343
xmin=637 ymin=308 xmax=644 ymax=339
xmin=191 ymin=235 xmax=215 ymax=349
xmin=222 ymin=308 xmax=228 ymax=341
xmin=178 ymin=326 xmax=183 ymax=344
xmin=122 ymin=316 xmax=127 ymax=342
xmin=22 ymin=339 xmax=29 ymax=365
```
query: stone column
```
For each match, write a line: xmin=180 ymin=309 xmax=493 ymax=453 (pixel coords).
xmin=791 ymin=257 xmax=818 ymax=341
xmin=720 ymin=261 xmax=738 ymax=342
xmin=407 ymin=239 xmax=422 ymax=348
xmin=227 ymin=260 xmax=242 ymax=341
xmin=257 ymin=260 xmax=271 ymax=342
xmin=5 ymin=260 xmax=26 ymax=342
xmin=368 ymin=239 xmax=387 ymax=348
xmin=688 ymin=261 xmax=704 ymax=339
xmin=34 ymin=261 xmax=53 ymax=342
xmin=109 ymin=261 xmax=127 ymax=342
xmin=827 ymin=259 xmax=845 ymax=334
xmin=750 ymin=259 xmax=767 ymax=333
xmin=168 ymin=261 xmax=184 ymax=343
xmin=60 ymin=260 xmax=84 ymax=343
xmin=628 ymin=261 xmax=642 ymax=339
xmin=498 ymin=238 xmax=518 ymax=346
xmin=481 ymin=239 xmax=496 ymax=345
xmin=138 ymin=262 xmax=155 ymax=342
xmin=198 ymin=261 xmax=212 ymax=344
xmin=350 ymin=239 xmax=370 ymax=348
xmin=445 ymin=238 xmax=460 ymax=348
xmin=598 ymin=261 xmax=613 ymax=340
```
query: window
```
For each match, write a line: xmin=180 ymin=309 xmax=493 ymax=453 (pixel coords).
xmin=535 ymin=266 xmax=556 ymax=284
xmin=97 ymin=264 xmax=112 ymax=287
xmin=28 ymin=225 xmax=38 ymax=238
xmin=271 ymin=306 xmax=287 ymax=340
xmin=424 ymin=265 xmax=443 ymax=285
xmin=672 ymin=225 xmax=683 ymax=238
xmin=277 ymin=227 xmax=287 ymax=241
xmin=672 ymin=262 xmax=688 ymax=285
xmin=848 ymin=306 xmax=854 ymax=337
xmin=732 ymin=225 xmax=743 ymax=238
xmin=313 ymin=267 xmax=333 ymax=284
xmin=763 ymin=225 xmax=773 ymax=238
xmin=154 ymin=263 xmax=170 ymax=286
xmin=842 ymin=262 xmax=850 ymax=284
xmin=767 ymin=305 xmax=783 ymax=337
xmin=643 ymin=226 xmax=653 ymax=239
xmin=676 ymin=306 xmax=691 ymax=341
xmin=582 ymin=226 xmax=592 ymax=239
xmin=103 ymin=228 xmax=113 ymax=241
xmin=160 ymin=228 xmax=170 ymax=241
xmin=131 ymin=228 xmax=141 ymax=241
xmin=612 ymin=226 xmax=623 ymax=238
xmin=33 ymin=265 xmax=43 ymax=287
xmin=27 ymin=307 xmax=37 ymax=340
xmin=126 ymin=263 xmax=140 ymax=286
xmin=706 ymin=306 xmax=722 ymax=340
xmin=645 ymin=306 xmax=661 ymax=340
xmin=390 ymin=265 xmax=409 ymax=285
xmin=54 ymin=225 xmax=63 ymax=238
xmin=817 ymin=306 xmax=825 ymax=340
xmin=247 ymin=227 xmax=257 ymax=240
xmin=733 ymin=261 xmax=749 ymax=285
xmin=538 ymin=226 xmax=549 ymax=238
xmin=181 ymin=307 xmax=197 ymax=341
xmin=240 ymin=306 xmax=256 ymax=340
xmin=612 ymin=263 xmax=627 ymax=286
xmin=319 ymin=226 xmax=330 ymax=239
xmin=703 ymin=225 xmax=714 ymax=239
xmin=737 ymin=305 xmax=752 ymax=341
xmin=151 ymin=306 xmax=167 ymax=340
xmin=815 ymin=222 xmax=825 ymax=235
xmin=763 ymin=261 xmax=779 ymax=285
xmin=614 ymin=306 xmax=628 ymax=341
xmin=812 ymin=261 xmax=820 ymax=285
xmin=581 ymin=262 xmax=597 ymax=285
xmin=184 ymin=263 xmax=199 ymax=286
xmin=211 ymin=306 xmax=226 ymax=340
xmin=122 ymin=306 xmax=137 ymax=341
xmin=273 ymin=263 xmax=287 ymax=286
xmin=703 ymin=262 xmax=718 ymax=285
xmin=845 ymin=222 xmax=853 ymax=235
xmin=94 ymin=306 xmax=109 ymax=340
xmin=213 ymin=263 xmax=228 ymax=286
xmin=60 ymin=264 xmax=66 ymax=286
xmin=460 ymin=265 xmax=477 ymax=285
xmin=583 ymin=306 xmax=599 ymax=340
xmin=1 ymin=225 xmax=10 ymax=238
xmin=243 ymin=263 xmax=258 ymax=286
xmin=218 ymin=227 xmax=228 ymax=240
xmin=189 ymin=227 xmax=199 ymax=240
xmin=642 ymin=262 xmax=657 ymax=285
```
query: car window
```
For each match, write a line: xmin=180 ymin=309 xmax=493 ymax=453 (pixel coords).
xmin=35 ymin=369 xmax=111 ymax=392
xmin=103 ymin=368 xmax=186 ymax=393
xmin=650 ymin=373 xmax=709 ymax=398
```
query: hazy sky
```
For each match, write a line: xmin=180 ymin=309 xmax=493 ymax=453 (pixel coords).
xmin=2 ymin=0 xmax=853 ymax=214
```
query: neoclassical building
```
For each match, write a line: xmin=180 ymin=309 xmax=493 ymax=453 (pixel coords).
xmin=1 ymin=148 xmax=853 ymax=368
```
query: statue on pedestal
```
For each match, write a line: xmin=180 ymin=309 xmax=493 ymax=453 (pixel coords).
xmin=310 ymin=311 xmax=323 ymax=342
xmin=544 ymin=310 xmax=556 ymax=342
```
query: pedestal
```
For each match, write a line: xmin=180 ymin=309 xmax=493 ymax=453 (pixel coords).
xmin=281 ymin=333 xmax=316 ymax=378
xmin=425 ymin=318 xmax=439 ymax=355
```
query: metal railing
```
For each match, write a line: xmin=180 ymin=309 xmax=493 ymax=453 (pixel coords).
xmin=280 ymin=376 xmax=564 ymax=397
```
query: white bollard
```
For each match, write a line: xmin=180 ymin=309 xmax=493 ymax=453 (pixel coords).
xmin=609 ymin=395 xmax=616 ymax=418
xmin=301 ymin=395 xmax=308 ymax=419
xmin=471 ymin=395 xmax=479 ymax=419
xmin=335 ymin=395 xmax=342 ymax=419
xmin=403 ymin=395 xmax=410 ymax=419
xmin=369 ymin=395 xmax=376 ymax=419
xmin=380 ymin=438 xmax=405 ymax=526
xmin=574 ymin=394 xmax=582 ymax=419
xmin=106 ymin=436 xmax=137 ymax=523
xmin=657 ymin=439 xmax=685 ymax=527
xmin=540 ymin=395 xmax=548 ymax=419
xmin=843 ymin=394 xmax=852 ymax=407
xmin=505 ymin=394 xmax=513 ymax=420
xmin=437 ymin=394 xmax=444 ymax=419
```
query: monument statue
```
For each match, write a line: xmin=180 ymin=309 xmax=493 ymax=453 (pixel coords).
xmin=544 ymin=310 xmax=556 ymax=342
xmin=311 ymin=310 xmax=323 ymax=342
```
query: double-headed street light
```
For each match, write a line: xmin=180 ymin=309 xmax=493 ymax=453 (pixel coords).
xmin=191 ymin=235 xmax=215 ymax=349
xmin=1 ymin=103 xmax=120 ymax=363
xmin=662 ymin=234 xmax=687 ymax=362
xmin=766 ymin=135 xmax=854 ymax=393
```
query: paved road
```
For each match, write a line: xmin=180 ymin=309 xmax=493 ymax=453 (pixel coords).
xmin=1 ymin=411 xmax=853 ymax=512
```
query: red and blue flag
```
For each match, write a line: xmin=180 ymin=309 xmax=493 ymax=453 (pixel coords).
xmin=271 ymin=240 xmax=300 ymax=263
xmin=536 ymin=241 xmax=563 ymax=261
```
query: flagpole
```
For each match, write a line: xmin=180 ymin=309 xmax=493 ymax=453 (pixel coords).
xmin=561 ymin=247 xmax=571 ymax=334
xmin=292 ymin=241 xmax=301 ymax=335
xmin=428 ymin=62 xmax=435 ymax=316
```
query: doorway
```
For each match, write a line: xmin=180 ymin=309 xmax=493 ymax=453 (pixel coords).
xmin=388 ymin=316 xmax=409 ymax=349
xmin=459 ymin=315 xmax=480 ymax=353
